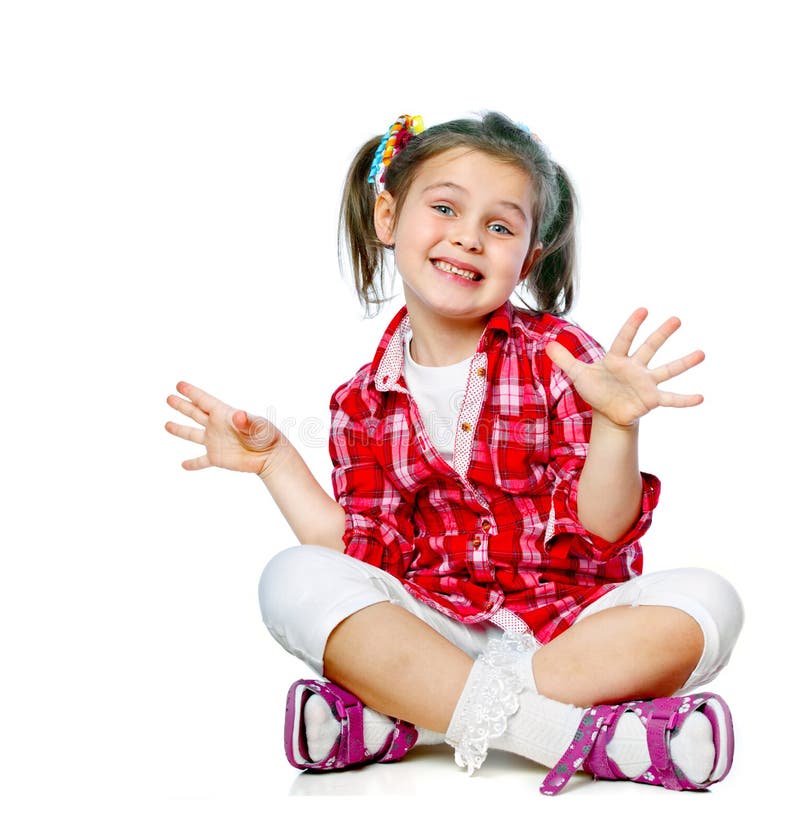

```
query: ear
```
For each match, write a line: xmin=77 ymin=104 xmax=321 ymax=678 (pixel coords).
xmin=374 ymin=191 xmax=397 ymax=246
xmin=518 ymin=241 xmax=544 ymax=283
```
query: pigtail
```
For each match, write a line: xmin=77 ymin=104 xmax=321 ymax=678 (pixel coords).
xmin=526 ymin=163 xmax=578 ymax=316
xmin=338 ymin=135 xmax=390 ymax=315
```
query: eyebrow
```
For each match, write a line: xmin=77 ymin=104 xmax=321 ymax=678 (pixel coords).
xmin=421 ymin=181 xmax=529 ymax=221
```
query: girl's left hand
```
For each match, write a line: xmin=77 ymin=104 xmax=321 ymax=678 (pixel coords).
xmin=545 ymin=308 xmax=705 ymax=427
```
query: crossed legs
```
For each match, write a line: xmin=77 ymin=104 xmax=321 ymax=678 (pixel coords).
xmin=260 ymin=547 xmax=742 ymax=731
xmin=323 ymin=599 xmax=704 ymax=733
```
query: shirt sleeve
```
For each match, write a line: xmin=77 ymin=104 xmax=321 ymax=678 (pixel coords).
xmin=328 ymin=381 xmax=416 ymax=579
xmin=539 ymin=324 xmax=661 ymax=562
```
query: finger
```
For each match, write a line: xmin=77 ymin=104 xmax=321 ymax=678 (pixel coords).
xmin=607 ymin=308 xmax=649 ymax=357
xmin=545 ymin=341 xmax=587 ymax=380
xmin=175 ymin=380 xmax=222 ymax=414
xmin=182 ymin=454 xmax=211 ymax=471
xmin=651 ymin=349 xmax=706 ymax=384
xmin=658 ymin=391 xmax=704 ymax=408
xmin=165 ymin=420 xmax=205 ymax=445
xmin=166 ymin=393 xmax=209 ymax=427
xmin=632 ymin=316 xmax=682 ymax=366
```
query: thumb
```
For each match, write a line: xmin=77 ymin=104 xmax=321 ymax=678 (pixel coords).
xmin=230 ymin=409 xmax=251 ymax=432
xmin=231 ymin=409 xmax=275 ymax=450
xmin=545 ymin=340 xmax=583 ymax=380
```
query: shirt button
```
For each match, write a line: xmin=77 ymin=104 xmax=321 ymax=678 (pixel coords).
xmin=481 ymin=520 xmax=491 ymax=532
xmin=476 ymin=367 xmax=486 ymax=377
xmin=461 ymin=422 xmax=472 ymax=432
xmin=472 ymin=537 xmax=482 ymax=548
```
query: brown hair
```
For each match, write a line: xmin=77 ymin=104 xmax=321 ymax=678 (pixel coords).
xmin=339 ymin=111 xmax=578 ymax=316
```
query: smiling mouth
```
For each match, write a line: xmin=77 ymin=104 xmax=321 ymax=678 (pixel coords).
xmin=431 ymin=259 xmax=484 ymax=282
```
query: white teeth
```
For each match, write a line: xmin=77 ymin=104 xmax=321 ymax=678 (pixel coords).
xmin=433 ymin=260 xmax=481 ymax=281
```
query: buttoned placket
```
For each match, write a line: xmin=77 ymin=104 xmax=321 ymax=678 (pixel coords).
xmin=456 ymin=351 xmax=496 ymax=583
xmin=375 ymin=315 xmax=499 ymax=584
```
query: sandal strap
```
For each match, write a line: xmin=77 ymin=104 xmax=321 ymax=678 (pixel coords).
xmin=540 ymin=704 xmax=620 ymax=796
xmin=642 ymin=698 xmax=684 ymax=790
xmin=374 ymin=720 xmax=419 ymax=763
xmin=284 ymin=678 xmax=417 ymax=771
xmin=641 ymin=692 xmax=734 ymax=790
xmin=586 ymin=699 xmax=686 ymax=788
xmin=540 ymin=692 xmax=732 ymax=795
xmin=326 ymin=681 xmax=418 ymax=765
xmin=330 ymin=683 xmax=369 ymax=768
xmin=583 ymin=705 xmax=629 ymax=781
xmin=283 ymin=679 xmax=369 ymax=769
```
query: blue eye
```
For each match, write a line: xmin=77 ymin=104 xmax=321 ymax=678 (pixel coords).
xmin=489 ymin=223 xmax=512 ymax=235
xmin=432 ymin=205 xmax=455 ymax=216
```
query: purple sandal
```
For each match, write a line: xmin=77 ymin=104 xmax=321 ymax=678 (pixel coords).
xmin=284 ymin=679 xmax=419 ymax=771
xmin=540 ymin=692 xmax=734 ymax=795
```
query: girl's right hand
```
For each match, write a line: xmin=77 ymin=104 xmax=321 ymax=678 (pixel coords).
xmin=165 ymin=381 xmax=282 ymax=474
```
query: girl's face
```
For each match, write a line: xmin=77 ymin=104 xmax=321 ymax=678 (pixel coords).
xmin=375 ymin=148 xmax=542 ymax=336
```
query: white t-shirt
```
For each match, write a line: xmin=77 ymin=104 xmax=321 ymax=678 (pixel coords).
xmin=403 ymin=330 xmax=471 ymax=465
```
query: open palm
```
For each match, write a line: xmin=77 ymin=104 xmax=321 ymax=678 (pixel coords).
xmin=545 ymin=309 xmax=705 ymax=427
xmin=165 ymin=381 xmax=281 ymax=473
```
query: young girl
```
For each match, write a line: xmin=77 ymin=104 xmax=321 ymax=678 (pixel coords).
xmin=165 ymin=112 xmax=743 ymax=794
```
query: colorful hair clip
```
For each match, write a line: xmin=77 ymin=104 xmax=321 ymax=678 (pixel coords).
xmin=516 ymin=121 xmax=550 ymax=155
xmin=368 ymin=115 xmax=425 ymax=188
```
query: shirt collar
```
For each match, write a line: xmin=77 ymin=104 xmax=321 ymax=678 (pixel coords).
xmin=481 ymin=300 xmax=514 ymax=343
xmin=371 ymin=301 xmax=514 ymax=391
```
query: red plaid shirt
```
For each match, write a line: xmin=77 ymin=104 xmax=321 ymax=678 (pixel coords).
xmin=329 ymin=302 xmax=660 ymax=643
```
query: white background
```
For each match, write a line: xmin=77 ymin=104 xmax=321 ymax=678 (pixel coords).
xmin=1 ymin=1 xmax=796 ymax=833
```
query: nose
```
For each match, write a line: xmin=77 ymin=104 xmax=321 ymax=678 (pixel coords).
xmin=451 ymin=217 xmax=483 ymax=252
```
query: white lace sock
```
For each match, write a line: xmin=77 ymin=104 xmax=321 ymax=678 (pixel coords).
xmin=304 ymin=694 xmax=444 ymax=762
xmin=445 ymin=634 xmax=715 ymax=783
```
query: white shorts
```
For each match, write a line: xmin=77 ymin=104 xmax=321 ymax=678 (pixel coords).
xmin=258 ymin=545 xmax=744 ymax=694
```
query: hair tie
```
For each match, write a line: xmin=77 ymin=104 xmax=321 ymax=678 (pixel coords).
xmin=368 ymin=115 xmax=425 ymax=190
xmin=516 ymin=121 xmax=552 ymax=159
